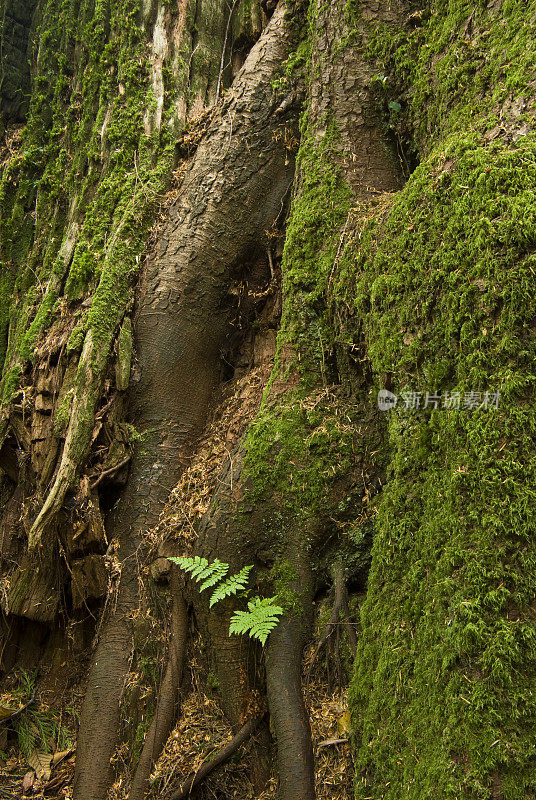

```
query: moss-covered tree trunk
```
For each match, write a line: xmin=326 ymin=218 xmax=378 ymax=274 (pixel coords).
xmin=1 ymin=0 xmax=536 ymax=799
xmin=345 ymin=2 xmax=536 ymax=798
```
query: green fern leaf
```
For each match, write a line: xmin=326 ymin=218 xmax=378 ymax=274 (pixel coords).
xmin=190 ymin=558 xmax=214 ymax=580
xmin=227 ymin=610 xmax=251 ymax=635
xmin=168 ymin=555 xmax=209 ymax=579
xmin=229 ymin=596 xmax=283 ymax=645
xmin=168 ymin=556 xmax=231 ymax=589
xmin=209 ymin=565 xmax=252 ymax=608
xmin=199 ymin=560 xmax=229 ymax=592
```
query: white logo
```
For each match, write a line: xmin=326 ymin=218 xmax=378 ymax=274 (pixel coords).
xmin=378 ymin=389 xmax=398 ymax=411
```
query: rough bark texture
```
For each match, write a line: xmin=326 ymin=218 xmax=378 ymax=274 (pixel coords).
xmin=73 ymin=5 xmax=299 ymax=799
xmin=128 ymin=571 xmax=187 ymax=800
xmin=187 ymin=2 xmax=401 ymax=797
xmin=2 ymin=0 xmax=536 ymax=799
xmin=265 ymin=613 xmax=316 ymax=800
xmin=0 ymin=0 xmax=37 ymax=122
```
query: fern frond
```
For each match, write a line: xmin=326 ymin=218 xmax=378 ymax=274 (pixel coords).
xmin=209 ymin=565 xmax=252 ymax=608
xmin=199 ymin=560 xmax=229 ymax=592
xmin=229 ymin=596 xmax=283 ymax=645
xmin=169 ymin=556 xmax=231 ymax=589
xmin=168 ymin=555 xmax=209 ymax=579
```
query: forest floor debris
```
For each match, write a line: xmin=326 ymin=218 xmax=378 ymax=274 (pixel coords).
xmin=105 ymin=674 xmax=353 ymax=800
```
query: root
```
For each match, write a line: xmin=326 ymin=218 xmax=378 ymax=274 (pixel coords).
xmin=307 ymin=561 xmax=357 ymax=688
xmin=128 ymin=573 xmax=188 ymax=800
xmin=265 ymin=613 xmax=315 ymax=800
xmin=90 ymin=455 xmax=131 ymax=490
xmin=73 ymin=556 xmax=138 ymax=800
xmin=165 ymin=715 xmax=264 ymax=800
xmin=74 ymin=5 xmax=298 ymax=797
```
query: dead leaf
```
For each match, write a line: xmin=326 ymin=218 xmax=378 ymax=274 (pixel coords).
xmin=0 ymin=704 xmax=18 ymax=721
xmin=52 ymin=747 xmax=74 ymax=767
xmin=28 ymin=750 xmax=53 ymax=781
xmin=317 ymin=737 xmax=349 ymax=749
xmin=22 ymin=771 xmax=35 ymax=793
xmin=336 ymin=709 xmax=351 ymax=735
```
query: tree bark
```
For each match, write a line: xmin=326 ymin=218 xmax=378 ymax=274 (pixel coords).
xmin=73 ymin=5 xmax=300 ymax=798
xmin=128 ymin=571 xmax=187 ymax=800
xmin=265 ymin=614 xmax=316 ymax=800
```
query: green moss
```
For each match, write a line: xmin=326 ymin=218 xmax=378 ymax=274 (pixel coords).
xmin=242 ymin=2 xmax=356 ymax=510
xmin=364 ymin=0 xmax=536 ymax=150
xmin=54 ymin=360 xmax=77 ymax=435
xmin=0 ymin=0 xmax=178 ymax=410
xmin=327 ymin=4 xmax=536 ymax=794
xmin=243 ymin=392 xmax=357 ymax=516
xmin=342 ymin=94 xmax=536 ymax=800
xmin=66 ymin=321 xmax=86 ymax=356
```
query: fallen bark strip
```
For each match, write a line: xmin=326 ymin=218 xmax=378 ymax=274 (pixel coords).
xmin=166 ymin=715 xmax=264 ymax=800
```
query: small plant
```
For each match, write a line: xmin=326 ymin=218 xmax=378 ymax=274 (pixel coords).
xmin=209 ymin=565 xmax=252 ymax=608
xmin=11 ymin=671 xmax=73 ymax=760
xmin=229 ymin=596 xmax=284 ymax=646
xmin=169 ymin=556 xmax=282 ymax=645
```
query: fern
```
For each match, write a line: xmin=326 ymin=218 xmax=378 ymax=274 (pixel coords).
xmin=198 ymin=560 xmax=229 ymax=591
xmin=169 ymin=556 xmax=229 ymax=588
xmin=229 ymin=597 xmax=283 ymax=646
xmin=169 ymin=557 xmax=282 ymax=644
xmin=12 ymin=670 xmax=73 ymax=759
xmin=209 ymin=565 xmax=252 ymax=608
xmin=169 ymin=555 xmax=209 ymax=579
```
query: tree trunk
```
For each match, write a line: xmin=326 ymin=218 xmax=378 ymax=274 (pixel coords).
xmin=2 ymin=1 xmax=536 ymax=799
xmin=73 ymin=4 xmax=299 ymax=798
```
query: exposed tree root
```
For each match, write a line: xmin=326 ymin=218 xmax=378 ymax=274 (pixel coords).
xmin=73 ymin=4 xmax=299 ymax=798
xmin=90 ymin=455 xmax=131 ymax=490
xmin=128 ymin=571 xmax=188 ymax=800
xmin=266 ymin=613 xmax=316 ymax=800
xmin=165 ymin=715 xmax=264 ymax=800
xmin=73 ymin=566 xmax=137 ymax=799
xmin=307 ymin=562 xmax=357 ymax=689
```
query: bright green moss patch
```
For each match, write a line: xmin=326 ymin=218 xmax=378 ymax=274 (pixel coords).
xmin=344 ymin=130 xmax=536 ymax=799
xmin=278 ymin=115 xmax=352 ymax=377
xmin=343 ymin=132 xmax=536 ymax=394
xmin=242 ymin=2 xmax=355 ymax=519
xmin=365 ymin=0 xmax=536 ymax=149
xmin=350 ymin=407 xmax=536 ymax=798
xmin=243 ymin=389 xmax=358 ymax=515
xmin=342 ymin=3 xmax=536 ymax=790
